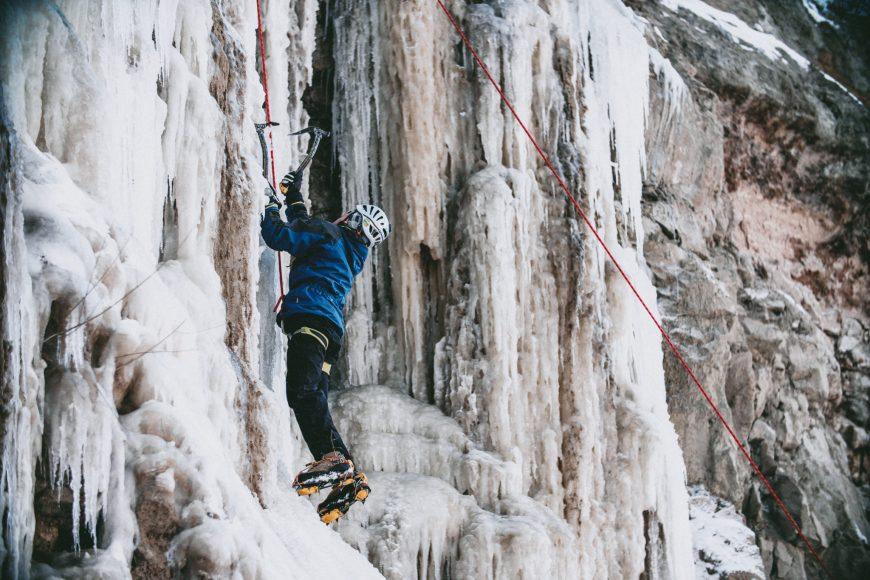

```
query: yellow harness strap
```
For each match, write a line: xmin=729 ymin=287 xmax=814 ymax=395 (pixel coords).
xmin=291 ymin=326 xmax=329 ymax=351
xmin=289 ymin=327 xmax=332 ymax=374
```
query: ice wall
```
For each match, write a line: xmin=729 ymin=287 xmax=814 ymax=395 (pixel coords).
xmin=330 ymin=0 xmax=695 ymax=577
xmin=0 ymin=1 xmax=378 ymax=577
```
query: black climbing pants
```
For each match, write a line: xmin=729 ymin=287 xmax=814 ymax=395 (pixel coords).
xmin=282 ymin=314 xmax=351 ymax=461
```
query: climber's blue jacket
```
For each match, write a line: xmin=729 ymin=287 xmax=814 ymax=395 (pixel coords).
xmin=260 ymin=201 xmax=368 ymax=333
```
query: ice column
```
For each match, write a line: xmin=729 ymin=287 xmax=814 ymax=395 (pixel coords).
xmin=331 ymin=0 xmax=695 ymax=577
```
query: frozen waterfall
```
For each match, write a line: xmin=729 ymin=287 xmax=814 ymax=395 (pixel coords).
xmin=6 ymin=0 xmax=860 ymax=578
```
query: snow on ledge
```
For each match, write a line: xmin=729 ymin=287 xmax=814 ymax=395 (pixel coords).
xmin=660 ymin=0 xmax=810 ymax=69
xmin=659 ymin=0 xmax=862 ymax=105
xmin=801 ymin=0 xmax=836 ymax=27
xmin=689 ymin=486 xmax=765 ymax=579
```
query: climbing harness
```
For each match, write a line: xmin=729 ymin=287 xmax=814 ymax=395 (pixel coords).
xmin=286 ymin=326 xmax=332 ymax=374
xmin=434 ymin=0 xmax=827 ymax=573
xmin=290 ymin=326 xmax=330 ymax=352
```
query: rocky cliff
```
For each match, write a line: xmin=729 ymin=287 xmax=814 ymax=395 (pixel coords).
xmin=0 ymin=1 xmax=866 ymax=579
xmin=635 ymin=1 xmax=869 ymax=576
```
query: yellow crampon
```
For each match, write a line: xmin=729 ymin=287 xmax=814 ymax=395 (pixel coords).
xmin=318 ymin=473 xmax=370 ymax=525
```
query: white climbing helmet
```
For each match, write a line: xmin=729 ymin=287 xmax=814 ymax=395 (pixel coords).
xmin=346 ymin=204 xmax=391 ymax=247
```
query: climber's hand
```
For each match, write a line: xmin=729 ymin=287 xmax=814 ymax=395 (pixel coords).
xmin=279 ymin=170 xmax=302 ymax=196
xmin=265 ymin=185 xmax=282 ymax=211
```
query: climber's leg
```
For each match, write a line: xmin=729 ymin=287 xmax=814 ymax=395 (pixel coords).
xmin=285 ymin=328 xmax=351 ymax=461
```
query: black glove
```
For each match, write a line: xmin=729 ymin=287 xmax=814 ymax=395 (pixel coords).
xmin=265 ymin=184 xmax=281 ymax=211
xmin=279 ymin=170 xmax=302 ymax=196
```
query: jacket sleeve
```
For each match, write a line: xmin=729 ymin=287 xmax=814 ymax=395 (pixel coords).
xmin=260 ymin=206 xmax=323 ymax=256
xmin=284 ymin=179 xmax=309 ymax=220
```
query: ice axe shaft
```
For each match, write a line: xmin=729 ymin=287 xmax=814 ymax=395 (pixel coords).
xmin=290 ymin=127 xmax=330 ymax=174
xmin=255 ymin=121 xmax=280 ymax=180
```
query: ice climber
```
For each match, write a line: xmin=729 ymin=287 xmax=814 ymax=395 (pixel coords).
xmin=260 ymin=167 xmax=391 ymax=524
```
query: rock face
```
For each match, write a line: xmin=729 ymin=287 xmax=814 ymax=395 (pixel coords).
xmin=631 ymin=1 xmax=869 ymax=577
xmin=0 ymin=1 xmax=866 ymax=579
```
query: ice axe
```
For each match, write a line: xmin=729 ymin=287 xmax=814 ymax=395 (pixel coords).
xmin=290 ymin=126 xmax=331 ymax=174
xmin=254 ymin=121 xmax=279 ymax=181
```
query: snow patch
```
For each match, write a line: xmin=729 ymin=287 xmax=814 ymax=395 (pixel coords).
xmin=689 ymin=486 xmax=764 ymax=579
xmin=801 ymin=0 xmax=836 ymax=27
xmin=820 ymin=71 xmax=863 ymax=105
xmin=660 ymin=0 xmax=862 ymax=104
xmin=660 ymin=0 xmax=810 ymax=69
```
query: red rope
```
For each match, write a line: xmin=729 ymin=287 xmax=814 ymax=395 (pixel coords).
xmin=435 ymin=0 xmax=827 ymax=572
xmin=255 ymin=0 xmax=285 ymax=311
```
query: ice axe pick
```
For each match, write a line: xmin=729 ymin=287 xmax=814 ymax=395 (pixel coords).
xmin=290 ymin=126 xmax=331 ymax=174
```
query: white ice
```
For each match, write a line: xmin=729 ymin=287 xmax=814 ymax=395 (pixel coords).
xmin=0 ymin=0 xmax=379 ymax=577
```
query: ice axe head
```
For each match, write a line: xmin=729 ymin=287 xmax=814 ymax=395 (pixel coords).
xmin=290 ymin=126 xmax=331 ymax=173
xmin=254 ymin=121 xmax=280 ymax=180
xmin=291 ymin=126 xmax=331 ymax=139
xmin=255 ymin=121 xmax=280 ymax=136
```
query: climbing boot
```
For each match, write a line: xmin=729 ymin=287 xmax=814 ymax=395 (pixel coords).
xmin=292 ymin=452 xmax=354 ymax=496
xmin=317 ymin=472 xmax=370 ymax=525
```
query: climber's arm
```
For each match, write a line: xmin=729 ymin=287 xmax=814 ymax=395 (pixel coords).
xmin=260 ymin=170 xmax=321 ymax=255
xmin=281 ymin=170 xmax=309 ymax=220
xmin=260 ymin=208 xmax=323 ymax=256
xmin=260 ymin=207 xmax=321 ymax=256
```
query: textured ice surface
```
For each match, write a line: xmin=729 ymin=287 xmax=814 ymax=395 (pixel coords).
xmin=329 ymin=0 xmax=695 ymax=577
xmin=0 ymin=1 xmax=378 ymax=577
xmin=333 ymin=385 xmax=523 ymax=505
xmin=332 ymin=386 xmax=576 ymax=579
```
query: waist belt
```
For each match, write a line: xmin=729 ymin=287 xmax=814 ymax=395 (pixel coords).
xmin=288 ymin=326 xmax=332 ymax=375
xmin=290 ymin=326 xmax=329 ymax=349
